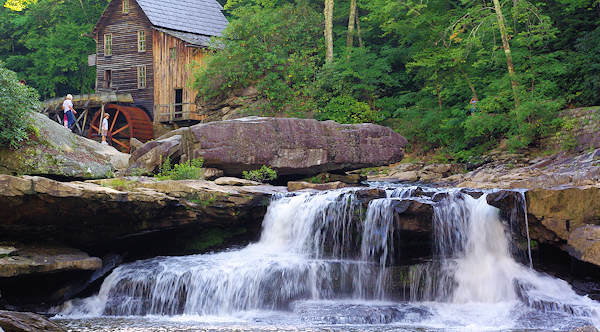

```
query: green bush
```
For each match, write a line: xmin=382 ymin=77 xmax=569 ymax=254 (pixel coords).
xmin=242 ymin=165 xmax=277 ymax=183
xmin=0 ymin=63 xmax=40 ymax=149
xmin=156 ymin=157 xmax=205 ymax=180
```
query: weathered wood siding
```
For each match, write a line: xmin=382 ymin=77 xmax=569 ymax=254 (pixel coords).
xmin=153 ymin=30 xmax=206 ymax=122
xmin=96 ymin=0 xmax=154 ymax=115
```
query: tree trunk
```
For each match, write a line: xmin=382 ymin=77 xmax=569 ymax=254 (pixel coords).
xmin=460 ymin=67 xmax=478 ymax=100
xmin=346 ymin=0 xmax=356 ymax=48
xmin=492 ymin=0 xmax=520 ymax=107
xmin=356 ymin=13 xmax=364 ymax=48
xmin=324 ymin=0 xmax=334 ymax=63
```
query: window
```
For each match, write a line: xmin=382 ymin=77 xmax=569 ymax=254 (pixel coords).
xmin=169 ymin=47 xmax=177 ymax=60
xmin=122 ymin=0 xmax=129 ymax=14
xmin=138 ymin=30 xmax=146 ymax=52
xmin=137 ymin=65 xmax=146 ymax=89
xmin=104 ymin=70 xmax=112 ymax=89
xmin=104 ymin=34 xmax=112 ymax=56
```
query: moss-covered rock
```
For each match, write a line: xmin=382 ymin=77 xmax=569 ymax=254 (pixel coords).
xmin=0 ymin=112 xmax=129 ymax=179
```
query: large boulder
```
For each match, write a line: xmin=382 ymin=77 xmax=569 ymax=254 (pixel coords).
xmin=0 ymin=310 xmax=65 ymax=332
xmin=0 ymin=112 xmax=129 ymax=179
xmin=129 ymin=117 xmax=407 ymax=177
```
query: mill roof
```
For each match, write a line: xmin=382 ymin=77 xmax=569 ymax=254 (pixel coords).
xmin=136 ymin=0 xmax=228 ymax=37
xmin=93 ymin=0 xmax=228 ymax=41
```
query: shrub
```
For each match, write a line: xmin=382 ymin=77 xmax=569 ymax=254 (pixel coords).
xmin=156 ymin=157 xmax=205 ymax=180
xmin=0 ymin=63 xmax=41 ymax=149
xmin=242 ymin=165 xmax=277 ymax=183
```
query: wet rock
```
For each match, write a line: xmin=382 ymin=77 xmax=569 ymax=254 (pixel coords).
xmin=0 ymin=310 xmax=65 ymax=332
xmin=287 ymin=181 xmax=353 ymax=191
xmin=568 ymin=226 xmax=600 ymax=267
xmin=392 ymin=199 xmax=435 ymax=233
xmin=0 ymin=112 xmax=129 ymax=179
xmin=129 ymin=117 xmax=407 ymax=177
xmin=0 ymin=244 xmax=101 ymax=278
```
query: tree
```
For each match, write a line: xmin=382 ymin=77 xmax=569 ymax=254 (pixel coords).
xmin=324 ymin=0 xmax=334 ymax=62
xmin=0 ymin=63 xmax=40 ymax=149
xmin=492 ymin=0 xmax=520 ymax=107
xmin=346 ymin=0 xmax=356 ymax=48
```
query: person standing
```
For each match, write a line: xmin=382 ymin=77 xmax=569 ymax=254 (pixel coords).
xmin=469 ymin=96 xmax=479 ymax=114
xmin=63 ymin=94 xmax=77 ymax=131
xmin=101 ymin=113 xmax=110 ymax=145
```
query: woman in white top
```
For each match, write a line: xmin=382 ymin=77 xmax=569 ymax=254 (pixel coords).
xmin=63 ymin=94 xmax=77 ymax=130
xmin=101 ymin=113 xmax=110 ymax=145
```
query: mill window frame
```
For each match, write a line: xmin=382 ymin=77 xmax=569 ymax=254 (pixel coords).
xmin=122 ymin=0 xmax=129 ymax=14
xmin=138 ymin=30 xmax=146 ymax=52
xmin=104 ymin=33 xmax=113 ymax=56
xmin=137 ymin=65 xmax=147 ymax=89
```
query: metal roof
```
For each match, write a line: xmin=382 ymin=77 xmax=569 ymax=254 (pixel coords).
xmin=136 ymin=0 xmax=228 ymax=38
xmin=154 ymin=28 xmax=213 ymax=47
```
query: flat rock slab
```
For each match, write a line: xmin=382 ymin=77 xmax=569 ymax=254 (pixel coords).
xmin=0 ymin=175 xmax=285 ymax=248
xmin=130 ymin=117 xmax=407 ymax=176
xmin=0 ymin=244 xmax=101 ymax=278
xmin=0 ymin=310 xmax=65 ymax=332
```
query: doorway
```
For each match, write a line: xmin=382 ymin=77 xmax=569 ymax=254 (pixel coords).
xmin=175 ymin=89 xmax=183 ymax=118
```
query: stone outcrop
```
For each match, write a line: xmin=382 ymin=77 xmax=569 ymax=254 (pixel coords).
xmin=487 ymin=187 xmax=600 ymax=270
xmin=0 ymin=244 xmax=101 ymax=278
xmin=370 ymin=149 xmax=600 ymax=190
xmin=0 ymin=310 xmax=65 ymax=332
xmin=568 ymin=225 xmax=600 ymax=267
xmin=129 ymin=117 xmax=407 ymax=177
xmin=0 ymin=175 xmax=282 ymax=248
xmin=0 ymin=112 xmax=129 ymax=179
xmin=527 ymin=186 xmax=600 ymax=242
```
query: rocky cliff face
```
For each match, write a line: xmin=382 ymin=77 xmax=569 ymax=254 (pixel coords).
xmin=129 ymin=117 xmax=407 ymax=177
xmin=0 ymin=112 xmax=129 ymax=179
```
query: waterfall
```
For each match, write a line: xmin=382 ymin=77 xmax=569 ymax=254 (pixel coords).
xmin=60 ymin=185 xmax=600 ymax=329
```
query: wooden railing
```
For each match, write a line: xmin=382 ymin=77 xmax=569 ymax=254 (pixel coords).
xmin=155 ymin=103 xmax=207 ymax=123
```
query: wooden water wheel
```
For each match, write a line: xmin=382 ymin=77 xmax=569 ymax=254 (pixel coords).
xmin=88 ymin=104 xmax=154 ymax=153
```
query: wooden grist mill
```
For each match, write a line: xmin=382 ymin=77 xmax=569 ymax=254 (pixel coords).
xmin=41 ymin=93 xmax=154 ymax=153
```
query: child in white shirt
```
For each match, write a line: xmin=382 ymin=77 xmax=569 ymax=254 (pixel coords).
xmin=101 ymin=113 xmax=110 ymax=145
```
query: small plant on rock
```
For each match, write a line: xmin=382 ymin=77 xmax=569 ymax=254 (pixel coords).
xmin=156 ymin=157 xmax=205 ymax=180
xmin=242 ymin=165 xmax=277 ymax=183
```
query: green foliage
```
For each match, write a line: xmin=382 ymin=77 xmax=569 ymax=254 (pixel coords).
xmin=0 ymin=63 xmax=40 ymax=149
xmin=242 ymin=165 xmax=277 ymax=183
xmin=193 ymin=2 xmax=323 ymax=116
xmin=555 ymin=117 xmax=581 ymax=151
xmin=156 ymin=157 xmax=205 ymax=181
xmin=0 ymin=0 xmax=108 ymax=98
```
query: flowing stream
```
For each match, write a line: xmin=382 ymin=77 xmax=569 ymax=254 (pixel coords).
xmin=56 ymin=185 xmax=600 ymax=331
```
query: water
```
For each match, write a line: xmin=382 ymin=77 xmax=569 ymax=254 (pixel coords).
xmin=56 ymin=186 xmax=600 ymax=331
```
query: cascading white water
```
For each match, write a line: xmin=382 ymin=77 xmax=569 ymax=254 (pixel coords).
xmin=60 ymin=185 xmax=600 ymax=330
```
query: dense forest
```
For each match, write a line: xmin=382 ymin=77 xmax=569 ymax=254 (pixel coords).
xmin=1 ymin=0 xmax=599 ymax=160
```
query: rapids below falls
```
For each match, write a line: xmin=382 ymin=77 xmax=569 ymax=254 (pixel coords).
xmin=54 ymin=184 xmax=600 ymax=331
